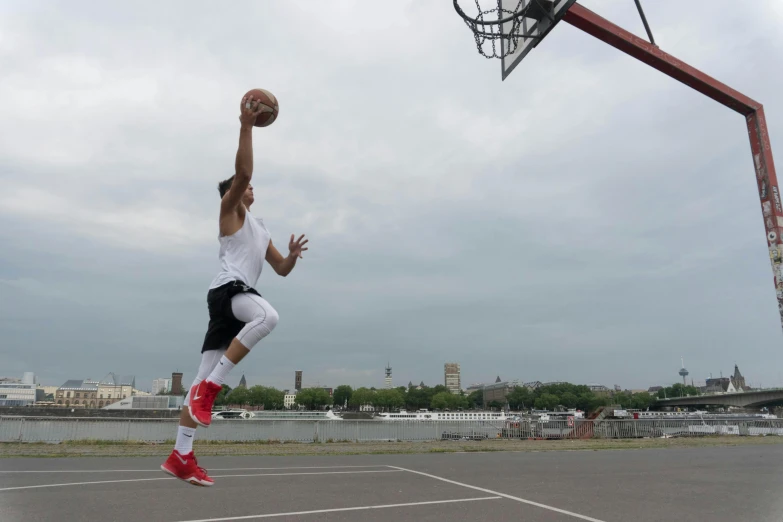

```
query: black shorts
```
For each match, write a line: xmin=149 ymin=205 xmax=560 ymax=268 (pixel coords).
xmin=201 ymin=280 xmax=261 ymax=353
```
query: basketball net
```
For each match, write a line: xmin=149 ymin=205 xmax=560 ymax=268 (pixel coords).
xmin=453 ymin=0 xmax=552 ymax=59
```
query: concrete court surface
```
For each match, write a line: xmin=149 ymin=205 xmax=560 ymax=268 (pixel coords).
xmin=1 ymin=445 xmax=782 ymax=522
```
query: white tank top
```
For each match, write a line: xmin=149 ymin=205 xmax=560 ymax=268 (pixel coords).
xmin=209 ymin=211 xmax=271 ymax=290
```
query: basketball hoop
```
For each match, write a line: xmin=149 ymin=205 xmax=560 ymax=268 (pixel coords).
xmin=453 ymin=0 xmax=555 ymax=59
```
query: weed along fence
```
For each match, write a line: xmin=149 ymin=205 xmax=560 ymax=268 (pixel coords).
xmin=3 ymin=417 xmax=783 ymax=444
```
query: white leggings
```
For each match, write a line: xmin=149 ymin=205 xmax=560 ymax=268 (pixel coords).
xmin=184 ymin=293 xmax=278 ymax=406
xmin=232 ymin=293 xmax=279 ymax=350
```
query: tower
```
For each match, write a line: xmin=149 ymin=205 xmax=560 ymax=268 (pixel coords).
xmin=171 ymin=372 xmax=183 ymax=395
xmin=678 ymin=357 xmax=689 ymax=386
xmin=238 ymin=374 xmax=247 ymax=388
xmin=295 ymin=370 xmax=302 ymax=392
xmin=731 ymin=364 xmax=746 ymax=390
xmin=384 ymin=363 xmax=392 ymax=389
xmin=444 ymin=363 xmax=461 ymax=394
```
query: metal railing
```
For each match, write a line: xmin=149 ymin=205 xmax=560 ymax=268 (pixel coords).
xmin=2 ymin=416 xmax=782 ymax=444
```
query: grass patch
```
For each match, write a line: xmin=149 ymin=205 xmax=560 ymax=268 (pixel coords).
xmin=61 ymin=439 xmax=173 ymax=446
xmin=195 ymin=439 xmax=294 ymax=445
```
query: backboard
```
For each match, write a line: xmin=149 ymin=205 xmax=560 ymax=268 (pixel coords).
xmin=500 ymin=0 xmax=577 ymax=80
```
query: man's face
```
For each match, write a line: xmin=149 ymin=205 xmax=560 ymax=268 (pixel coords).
xmin=243 ymin=184 xmax=254 ymax=207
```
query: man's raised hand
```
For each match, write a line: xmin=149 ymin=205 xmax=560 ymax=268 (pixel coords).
xmin=239 ymin=95 xmax=273 ymax=127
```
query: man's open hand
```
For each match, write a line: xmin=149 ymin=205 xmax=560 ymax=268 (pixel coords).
xmin=289 ymin=234 xmax=309 ymax=259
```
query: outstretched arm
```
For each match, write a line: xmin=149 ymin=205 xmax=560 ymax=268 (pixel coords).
xmin=266 ymin=235 xmax=309 ymax=277
xmin=221 ymin=97 xmax=267 ymax=214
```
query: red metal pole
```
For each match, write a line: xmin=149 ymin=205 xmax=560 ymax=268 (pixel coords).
xmin=747 ymin=108 xmax=783 ymax=324
xmin=563 ymin=3 xmax=783 ymax=332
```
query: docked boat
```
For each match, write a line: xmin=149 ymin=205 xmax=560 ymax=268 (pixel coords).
xmin=211 ymin=409 xmax=344 ymax=420
xmin=375 ymin=409 xmax=508 ymax=421
xmin=211 ymin=409 xmax=255 ymax=420
xmin=633 ymin=410 xmax=777 ymax=420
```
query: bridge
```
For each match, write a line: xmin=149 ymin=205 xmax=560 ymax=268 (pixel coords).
xmin=656 ymin=389 xmax=783 ymax=409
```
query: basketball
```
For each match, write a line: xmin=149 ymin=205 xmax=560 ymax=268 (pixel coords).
xmin=243 ymin=88 xmax=279 ymax=127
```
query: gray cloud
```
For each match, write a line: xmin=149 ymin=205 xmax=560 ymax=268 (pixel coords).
xmin=1 ymin=0 xmax=783 ymax=393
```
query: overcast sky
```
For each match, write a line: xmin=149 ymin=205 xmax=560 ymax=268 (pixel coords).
xmin=1 ymin=0 xmax=783 ymax=393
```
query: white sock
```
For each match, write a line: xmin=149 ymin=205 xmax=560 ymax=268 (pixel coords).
xmin=174 ymin=426 xmax=196 ymax=454
xmin=206 ymin=355 xmax=235 ymax=386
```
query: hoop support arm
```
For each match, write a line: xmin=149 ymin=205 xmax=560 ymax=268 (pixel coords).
xmin=563 ymin=2 xmax=759 ymax=115
xmin=563 ymin=2 xmax=783 ymax=333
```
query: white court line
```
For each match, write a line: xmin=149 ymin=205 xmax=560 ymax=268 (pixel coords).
xmin=0 ymin=465 xmax=387 ymax=474
xmin=389 ymin=466 xmax=608 ymax=522
xmin=175 ymin=497 xmax=502 ymax=522
xmin=0 ymin=469 xmax=401 ymax=492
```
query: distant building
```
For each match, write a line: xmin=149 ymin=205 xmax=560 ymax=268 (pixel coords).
xmin=0 ymin=379 xmax=42 ymax=407
xmin=151 ymin=378 xmax=171 ymax=395
xmin=704 ymin=377 xmax=737 ymax=394
xmin=171 ymin=372 xmax=183 ymax=395
xmin=523 ymin=381 xmax=543 ymax=390
xmin=730 ymin=365 xmax=748 ymax=391
xmin=295 ymin=370 xmax=303 ymax=392
xmin=384 ymin=363 xmax=392 ymax=389
xmin=56 ymin=380 xmax=99 ymax=408
xmin=37 ymin=385 xmax=59 ymax=398
xmin=284 ymin=391 xmax=297 ymax=409
xmin=587 ymin=384 xmax=610 ymax=397
xmin=53 ymin=374 xmax=139 ymax=409
xmin=483 ymin=378 xmax=514 ymax=406
xmin=22 ymin=372 xmax=36 ymax=385
xmin=238 ymin=375 xmax=247 ymax=388
xmin=89 ymin=373 xmax=135 ymax=406
xmin=648 ymin=386 xmax=664 ymax=395
xmin=444 ymin=363 xmax=461 ymax=394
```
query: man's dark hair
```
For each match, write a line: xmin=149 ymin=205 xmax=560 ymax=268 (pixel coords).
xmin=218 ymin=175 xmax=235 ymax=198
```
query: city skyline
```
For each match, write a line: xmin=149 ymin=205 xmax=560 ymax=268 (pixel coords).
xmin=0 ymin=360 xmax=765 ymax=411
xmin=8 ymin=358 xmax=767 ymax=396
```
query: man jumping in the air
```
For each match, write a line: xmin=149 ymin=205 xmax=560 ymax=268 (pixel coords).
xmin=161 ymin=95 xmax=308 ymax=486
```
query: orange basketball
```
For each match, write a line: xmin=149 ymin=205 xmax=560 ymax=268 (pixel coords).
xmin=243 ymin=88 xmax=279 ymax=127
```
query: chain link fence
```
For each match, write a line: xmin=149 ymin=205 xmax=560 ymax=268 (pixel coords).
xmin=3 ymin=416 xmax=783 ymax=443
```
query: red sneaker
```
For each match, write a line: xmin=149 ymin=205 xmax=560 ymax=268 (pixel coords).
xmin=188 ymin=380 xmax=222 ymax=427
xmin=161 ymin=450 xmax=214 ymax=487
